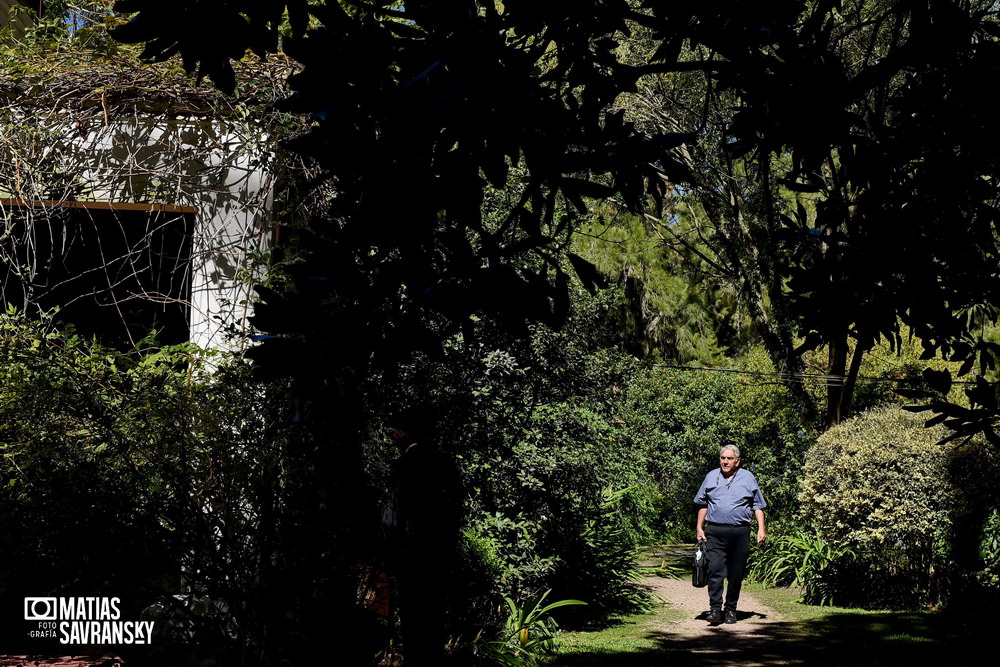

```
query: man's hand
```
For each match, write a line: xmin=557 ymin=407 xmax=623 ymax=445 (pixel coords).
xmin=754 ymin=509 xmax=766 ymax=544
xmin=697 ymin=528 xmax=706 ymax=541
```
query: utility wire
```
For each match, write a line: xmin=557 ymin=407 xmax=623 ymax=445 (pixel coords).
xmin=651 ymin=363 xmax=977 ymax=388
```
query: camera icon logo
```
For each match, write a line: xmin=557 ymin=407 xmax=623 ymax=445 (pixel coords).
xmin=24 ymin=597 xmax=57 ymax=621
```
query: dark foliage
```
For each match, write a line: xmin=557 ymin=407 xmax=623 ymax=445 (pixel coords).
xmin=113 ymin=0 xmax=679 ymax=393
xmin=0 ymin=315 xmax=393 ymax=664
xmin=631 ymin=0 xmax=1000 ymax=427
xmin=105 ymin=1 xmax=1000 ymax=660
xmin=370 ymin=288 xmax=657 ymax=629
xmin=109 ymin=12 xmax=683 ymax=649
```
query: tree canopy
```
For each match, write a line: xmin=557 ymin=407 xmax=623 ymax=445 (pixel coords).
xmin=111 ymin=0 xmax=1000 ymax=426
xmin=113 ymin=0 xmax=682 ymax=402
xmin=612 ymin=0 xmax=1000 ymax=427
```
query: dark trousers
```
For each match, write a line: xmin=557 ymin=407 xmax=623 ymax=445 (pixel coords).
xmin=705 ymin=523 xmax=751 ymax=611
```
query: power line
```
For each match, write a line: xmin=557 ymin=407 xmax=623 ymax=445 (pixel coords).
xmin=650 ymin=363 xmax=976 ymax=388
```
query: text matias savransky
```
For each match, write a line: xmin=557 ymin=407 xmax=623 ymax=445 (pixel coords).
xmin=24 ymin=596 xmax=154 ymax=645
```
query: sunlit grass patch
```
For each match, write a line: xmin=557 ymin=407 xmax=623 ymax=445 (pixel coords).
xmin=553 ymin=601 xmax=687 ymax=658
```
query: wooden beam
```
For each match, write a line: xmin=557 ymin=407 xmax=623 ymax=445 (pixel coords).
xmin=0 ymin=199 xmax=196 ymax=214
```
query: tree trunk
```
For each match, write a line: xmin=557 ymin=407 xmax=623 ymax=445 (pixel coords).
xmin=825 ymin=330 xmax=849 ymax=427
xmin=743 ymin=287 xmax=817 ymax=428
xmin=840 ymin=334 xmax=870 ymax=420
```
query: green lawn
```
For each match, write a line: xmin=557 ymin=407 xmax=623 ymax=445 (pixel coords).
xmin=550 ymin=580 xmax=981 ymax=666
xmin=554 ymin=602 xmax=689 ymax=663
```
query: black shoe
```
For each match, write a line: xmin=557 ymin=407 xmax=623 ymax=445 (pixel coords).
xmin=707 ymin=609 xmax=722 ymax=624
xmin=724 ymin=609 xmax=737 ymax=624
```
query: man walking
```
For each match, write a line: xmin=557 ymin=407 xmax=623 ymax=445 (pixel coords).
xmin=694 ymin=445 xmax=766 ymax=624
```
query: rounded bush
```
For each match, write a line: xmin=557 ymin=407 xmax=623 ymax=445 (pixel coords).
xmin=800 ymin=405 xmax=956 ymax=605
xmin=802 ymin=405 xmax=951 ymax=553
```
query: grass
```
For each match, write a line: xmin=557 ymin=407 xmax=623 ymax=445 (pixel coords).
xmin=548 ymin=572 xmax=984 ymax=666
xmin=553 ymin=601 xmax=688 ymax=661
xmin=745 ymin=583 xmax=981 ymax=663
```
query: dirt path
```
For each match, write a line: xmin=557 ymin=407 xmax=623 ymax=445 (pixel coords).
xmin=636 ymin=548 xmax=799 ymax=666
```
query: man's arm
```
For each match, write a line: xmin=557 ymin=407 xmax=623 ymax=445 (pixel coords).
xmin=754 ymin=508 xmax=766 ymax=543
xmin=696 ymin=507 xmax=708 ymax=541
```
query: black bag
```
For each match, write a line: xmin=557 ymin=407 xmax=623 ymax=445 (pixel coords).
xmin=692 ymin=539 xmax=708 ymax=588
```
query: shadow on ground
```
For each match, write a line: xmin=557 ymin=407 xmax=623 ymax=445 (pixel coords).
xmin=554 ymin=608 xmax=977 ymax=666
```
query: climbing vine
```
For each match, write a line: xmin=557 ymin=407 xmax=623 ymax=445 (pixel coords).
xmin=0 ymin=0 xmax=313 ymax=348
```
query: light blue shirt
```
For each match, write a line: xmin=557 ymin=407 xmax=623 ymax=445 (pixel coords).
xmin=693 ymin=468 xmax=767 ymax=525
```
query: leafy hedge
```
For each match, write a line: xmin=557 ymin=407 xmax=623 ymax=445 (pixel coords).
xmin=0 ymin=314 xmax=199 ymax=600
xmin=0 ymin=312 xmax=383 ymax=664
xmin=798 ymin=405 xmax=1000 ymax=607
xmin=375 ymin=291 xmax=657 ymax=629
xmin=803 ymin=406 xmax=950 ymax=546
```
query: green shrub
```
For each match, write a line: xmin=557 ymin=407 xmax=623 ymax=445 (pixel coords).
xmin=0 ymin=312 xmax=386 ymax=665
xmin=480 ymin=590 xmax=586 ymax=667
xmin=458 ymin=401 xmax=652 ymax=624
xmin=0 ymin=315 xmax=205 ymax=599
xmin=976 ymin=510 xmax=1000 ymax=587
xmin=799 ymin=405 xmax=954 ymax=606
xmin=943 ymin=437 xmax=1000 ymax=590
xmin=545 ymin=487 xmax=652 ymax=625
xmin=748 ymin=529 xmax=856 ymax=605
xmin=802 ymin=406 xmax=950 ymax=553
xmin=375 ymin=290 xmax=658 ymax=629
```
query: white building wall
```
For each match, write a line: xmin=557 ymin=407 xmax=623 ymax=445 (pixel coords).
xmin=1 ymin=116 xmax=274 ymax=351
xmin=186 ymin=137 xmax=273 ymax=350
